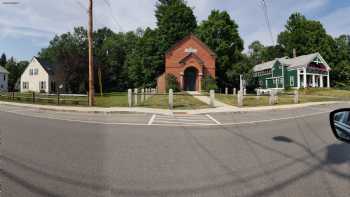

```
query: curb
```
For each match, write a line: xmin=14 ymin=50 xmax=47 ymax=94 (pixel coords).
xmin=0 ymin=101 xmax=348 ymax=115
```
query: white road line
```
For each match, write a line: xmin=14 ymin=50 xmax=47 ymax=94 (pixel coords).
xmin=153 ymin=120 xmax=216 ymax=125
xmin=148 ymin=114 xmax=156 ymax=125
xmin=155 ymin=117 xmax=209 ymax=122
xmin=5 ymin=109 xmax=35 ymax=113
xmin=221 ymin=111 xmax=330 ymax=126
xmin=0 ymin=108 xmax=331 ymax=127
xmin=206 ymin=114 xmax=222 ymax=125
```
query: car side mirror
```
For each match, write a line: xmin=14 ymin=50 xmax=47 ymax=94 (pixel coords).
xmin=330 ymin=109 xmax=350 ymax=143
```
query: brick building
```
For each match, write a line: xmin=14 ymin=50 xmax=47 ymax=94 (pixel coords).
xmin=157 ymin=34 xmax=216 ymax=93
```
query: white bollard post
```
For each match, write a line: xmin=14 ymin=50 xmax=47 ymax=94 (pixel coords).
xmin=256 ymin=89 xmax=260 ymax=100
xmin=128 ymin=89 xmax=133 ymax=107
xmin=210 ymin=90 xmax=215 ymax=108
xmin=134 ymin=88 xmax=138 ymax=106
xmin=169 ymin=89 xmax=173 ymax=110
xmin=275 ymin=92 xmax=279 ymax=104
xmin=269 ymin=90 xmax=277 ymax=105
xmin=237 ymin=90 xmax=243 ymax=107
xmin=294 ymin=90 xmax=299 ymax=104
xmin=225 ymin=88 xmax=228 ymax=95
xmin=244 ymin=88 xmax=247 ymax=96
xmin=233 ymin=88 xmax=236 ymax=96
xmin=141 ymin=88 xmax=145 ymax=103
xmin=269 ymin=92 xmax=273 ymax=105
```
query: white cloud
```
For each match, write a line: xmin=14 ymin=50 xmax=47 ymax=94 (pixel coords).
xmin=0 ymin=0 xmax=349 ymax=59
xmin=320 ymin=6 xmax=350 ymax=37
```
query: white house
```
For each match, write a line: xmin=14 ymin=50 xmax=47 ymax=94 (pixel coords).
xmin=20 ymin=57 xmax=56 ymax=93
xmin=0 ymin=65 xmax=9 ymax=92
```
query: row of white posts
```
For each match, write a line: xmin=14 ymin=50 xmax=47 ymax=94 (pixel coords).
xmin=223 ymin=88 xmax=247 ymax=96
xmin=225 ymin=88 xmax=300 ymax=107
xmin=128 ymin=88 xmax=300 ymax=109
xmin=128 ymin=88 xmax=156 ymax=107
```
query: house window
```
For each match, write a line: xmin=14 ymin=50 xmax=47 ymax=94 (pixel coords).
xmin=39 ymin=81 xmax=46 ymax=90
xmin=22 ymin=82 xmax=29 ymax=89
xmin=3 ymin=75 xmax=5 ymax=81
xmin=290 ymin=76 xmax=294 ymax=86
xmin=34 ymin=68 xmax=39 ymax=75
xmin=29 ymin=69 xmax=33 ymax=76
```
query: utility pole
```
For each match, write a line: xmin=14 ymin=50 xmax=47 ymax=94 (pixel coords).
xmin=88 ymin=0 xmax=95 ymax=106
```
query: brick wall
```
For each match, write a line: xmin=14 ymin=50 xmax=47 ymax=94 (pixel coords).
xmin=157 ymin=34 xmax=216 ymax=93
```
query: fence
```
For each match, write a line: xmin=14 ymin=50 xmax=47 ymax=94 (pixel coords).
xmin=0 ymin=92 xmax=88 ymax=106
xmin=128 ymin=88 xmax=157 ymax=107
xmin=127 ymin=88 xmax=214 ymax=109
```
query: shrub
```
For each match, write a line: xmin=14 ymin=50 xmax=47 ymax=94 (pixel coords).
xmin=284 ymin=86 xmax=292 ymax=92
xmin=165 ymin=74 xmax=180 ymax=92
xmin=202 ymin=75 xmax=217 ymax=92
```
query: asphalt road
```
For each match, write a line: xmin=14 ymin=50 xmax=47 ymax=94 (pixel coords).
xmin=1 ymin=104 xmax=350 ymax=197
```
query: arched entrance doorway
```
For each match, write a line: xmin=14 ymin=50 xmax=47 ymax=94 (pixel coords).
xmin=184 ymin=67 xmax=198 ymax=91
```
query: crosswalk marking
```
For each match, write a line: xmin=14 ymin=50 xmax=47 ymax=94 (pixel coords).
xmin=206 ymin=114 xmax=222 ymax=125
xmin=148 ymin=114 xmax=156 ymax=125
xmin=149 ymin=114 xmax=221 ymax=126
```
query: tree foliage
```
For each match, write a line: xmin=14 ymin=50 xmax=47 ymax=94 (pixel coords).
xmin=165 ymin=73 xmax=180 ymax=92
xmin=0 ymin=53 xmax=6 ymax=67
xmin=155 ymin=0 xmax=197 ymax=52
xmin=277 ymin=12 xmax=336 ymax=63
xmin=39 ymin=27 xmax=89 ymax=93
xmin=196 ymin=10 xmax=244 ymax=88
xmin=5 ymin=8 xmax=349 ymax=93
xmin=2 ymin=57 xmax=28 ymax=91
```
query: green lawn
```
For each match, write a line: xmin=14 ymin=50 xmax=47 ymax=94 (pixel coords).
xmin=95 ymin=93 xmax=129 ymax=107
xmin=299 ymin=88 xmax=350 ymax=100
xmin=1 ymin=88 xmax=348 ymax=109
xmin=216 ymin=95 xmax=292 ymax=107
xmin=216 ymin=88 xmax=350 ymax=107
xmin=141 ymin=94 xmax=208 ymax=109
xmin=0 ymin=92 xmax=88 ymax=106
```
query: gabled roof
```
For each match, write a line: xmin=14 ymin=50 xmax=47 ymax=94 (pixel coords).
xmin=34 ymin=57 xmax=55 ymax=75
xmin=253 ymin=52 xmax=331 ymax=72
xmin=0 ymin=65 xmax=9 ymax=74
xmin=253 ymin=57 xmax=287 ymax=72
xmin=280 ymin=53 xmax=330 ymax=70
xmin=166 ymin=33 xmax=217 ymax=58
xmin=179 ymin=52 xmax=205 ymax=65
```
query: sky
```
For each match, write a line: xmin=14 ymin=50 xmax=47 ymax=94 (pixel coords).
xmin=0 ymin=0 xmax=350 ymax=61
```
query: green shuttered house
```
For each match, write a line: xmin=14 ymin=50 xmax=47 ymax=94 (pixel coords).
xmin=253 ymin=53 xmax=331 ymax=90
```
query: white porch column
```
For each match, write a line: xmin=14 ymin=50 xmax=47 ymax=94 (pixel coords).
xmin=320 ymin=75 xmax=324 ymax=88
xmin=297 ymin=69 xmax=301 ymax=89
xmin=312 ymin=75 xmax=316 ymax=88
xmin=303 ymin=68 xmax=307 ymax=88
xmin=276 ymin=79 xmax=278 ymax=89
xmin=327 ymin=71 xmax=330 ymax=88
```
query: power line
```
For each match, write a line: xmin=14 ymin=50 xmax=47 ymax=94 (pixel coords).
xmin=101 ymin=0 xmax=123 ymax=32
xmin=260 ymin=0 xmax=275 ymax=45
xmin=75 ymin=0 xmax=103 ymax=29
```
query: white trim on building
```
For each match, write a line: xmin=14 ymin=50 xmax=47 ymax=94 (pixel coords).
xmin=20 ymin=57 xmax=55 ymax=93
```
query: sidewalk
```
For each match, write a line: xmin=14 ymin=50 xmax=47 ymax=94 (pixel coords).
xmin=0 ymin=100 xmax=348 ymax=115
xmin=192 ymin=95 xmax=234 ymax=108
